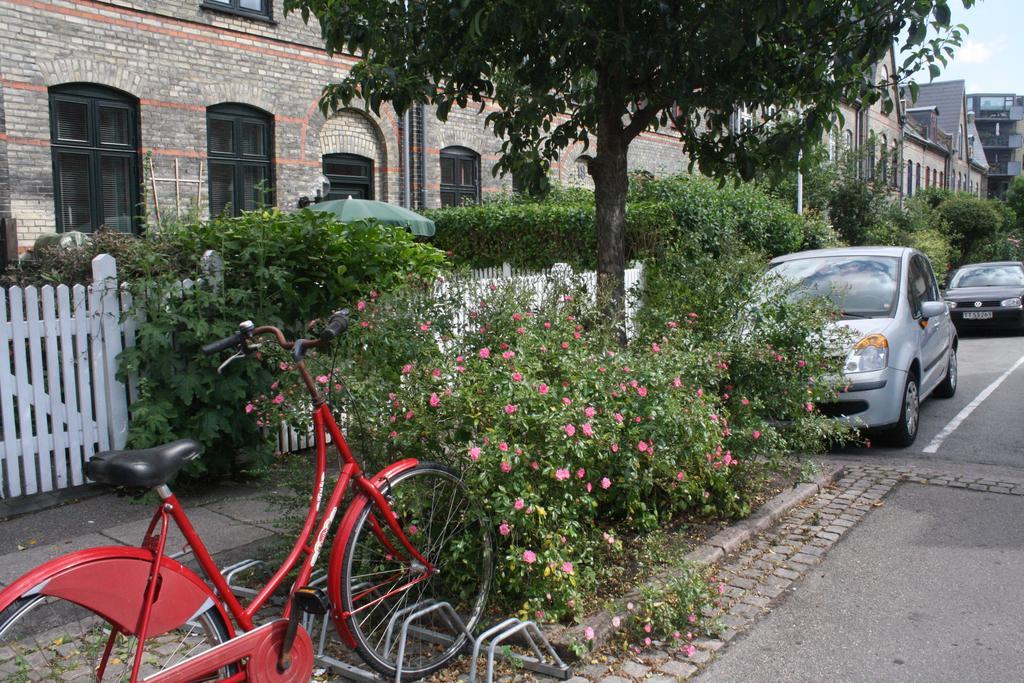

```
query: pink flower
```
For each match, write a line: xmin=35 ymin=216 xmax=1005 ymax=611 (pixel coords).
xmin=637 ymin=386 xmax=647 ymax=397
xmin=562 ymin=397 xmax=572 ymax=406
xmin=539 ymin=383 xmax=549 ymax=395
xmin=512 ymin=313 xmax=523 ymax=321
xmin=316 ymin=375 xmax=329 ymax=384
xmin=514 ymin=498 xmax=525 ymax=510
xmin=543 ymin=321 xmax=552 ymax=329
xmin=502 ymin=350 xmax=515 ymax=360
xmin=611 ymin=443 xmax=619 ymax=453
xmin=499 ymin=522 xmax=510 ymax=536
xmin=401 ymin=364 xmax=412 ymax=374
xmin=516 ymin=326 xmax=526 ymax=334
xmin=500 ymin=461 xmax=512 ymax=473
xmin=753 ymin=430 xmax=761 ymax=440
xmin=504 ymin=404 xmax=518 ymax=414
xmin=499 ymin=442 xmax=509 ymax=452
xmin=468 ymin=446 xmax=481 ymax=461
xmin=697 ymin=388 xmax=703 ymax=398
xmin=637 ymin=441 xmax=648 ymax=452
xmin=673 ymin=631 xmax=681 ymax=639
xmin=555 ymin=468 xmax=571 ymax=481
xmin=601 ymin=477 xmax=612 ymax=489
xmin=356 ymin=300 xmax=366 ymax=311
xmin=419 ymin=323 xmax=430 ymax=332
xmin=523 ymin=550 xmax=536 ymax=564
xmin=584 ymin=626 xmax=595 ymax=641
xmin=644 ymin=623 xmax=652 ymax=633
xmin=581 ymin=423 xmax=594 ymax=437
xmin=479 ymin=347 xmax=491 ymax=359
xmin=672 ymin=376 xmax=682 ymax=388
xmin=651 ymin=342 xmax=661 ymax=353
xmin=614 ymin=412 xmax=624 ymax=423
xmin=627 ymin=602 xmax=634 ymax=611
xmin=644 ymin=637 xmax=652 ymax=646
xmin=577 ymin=467 xmax=586 ymax=479
xmin=429 ymin=393 xmax=441 ymax=407
xmin=586 ymin=482 xmax=593 ymax=492
xmin=806 ymin=402 xmax=815 ymax=412
xmin=512 ymin=372 xmax=523 ymax=382
xmin=676 ymin=471 xmax=685 ymax=481
xmin=798 ymin=359 xmax=807 ymax=368
xmin=272 ymin=394 xmax=285 ymax=405
xmin=561 ymin=342 xmax=570 ymax=350
xmin=565 ymin=424 xmax=576 ymax=437
xmin=724 ymin=453 xmax=733 ymax=466
xmin=561 ymin=562 xmax=574 ymax=574
xmin=612 ymin=616 xmax=621 ymax=627
xmin=431 ymin=368 xmax=441 ymax=378
xmin=684 ymin=644 xmax=696 ymax=658
xmin=584 ymin=406 xmax=596 ymax=418
xmin=688 ymin=613 xmax=697 ymax=624
xmin=405 ymin=410 xmax=414 ymax=420
xmin=741 ymin=397 xmax=750 ymax=406
xmin=244 ymin=403 xmax=255 ymax=414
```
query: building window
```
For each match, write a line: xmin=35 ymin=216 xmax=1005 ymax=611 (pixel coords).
xmin=323 ymin=153 xmax=373 ymax=200
xmin=916 ymin=163 xmax=921 ymax=191
xmin=49 ymin=83 xmax=140 ymax=234
xmin=201 ymin=0 xmax=271 ymax=21
xmin=440 ymin=146 xmax=480 ymax=207
xmin=907 ymin=160 xmax=914 ymax=196
xmin=879 ymin=134 xmax=888 ymax=185
xmin=207 ymin=103 xmax=273 ymax=217
xmin=925 ymin=167 xmax=931 ymax=188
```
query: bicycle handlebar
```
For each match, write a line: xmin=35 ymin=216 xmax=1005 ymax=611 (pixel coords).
xmin=202 ymin=310 xmax=350 ymax=358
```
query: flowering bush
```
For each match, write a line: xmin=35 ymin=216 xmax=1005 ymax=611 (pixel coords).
xmin=261 ymin=261 xmax=845 ymax=624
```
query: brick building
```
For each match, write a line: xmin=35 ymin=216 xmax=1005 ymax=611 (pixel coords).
xmin=0 ymin=0 xmax=691 ymax=251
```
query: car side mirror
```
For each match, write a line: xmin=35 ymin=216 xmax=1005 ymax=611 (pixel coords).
xmin=920 ymin=301 xmax=947 ymax=319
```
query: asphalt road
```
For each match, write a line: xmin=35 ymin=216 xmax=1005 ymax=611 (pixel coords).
xmin=698 ymin=331 xmax=1024 ymax=682
xmin=834 ymin=331 xmax=1024 ymax=476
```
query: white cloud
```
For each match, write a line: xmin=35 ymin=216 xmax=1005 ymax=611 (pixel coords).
xmin=956 ymin=40 xmax=994 ymax=64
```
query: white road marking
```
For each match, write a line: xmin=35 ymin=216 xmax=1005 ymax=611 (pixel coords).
xmin=922 ymin=351 xmax=1024 ymax=454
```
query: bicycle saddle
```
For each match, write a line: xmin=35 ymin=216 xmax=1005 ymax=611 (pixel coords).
xmin=85 ymin=439 xmax=202 ymax=488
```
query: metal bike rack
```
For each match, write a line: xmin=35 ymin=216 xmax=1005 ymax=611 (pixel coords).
xmin=216 ymin=563 xmax=571 ymax=682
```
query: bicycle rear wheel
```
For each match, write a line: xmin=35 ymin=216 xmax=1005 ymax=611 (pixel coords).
xmin=0 ymin=593 xmax=231 ymax=681
xmin=340 ymin=462 xmax=493 ymax=680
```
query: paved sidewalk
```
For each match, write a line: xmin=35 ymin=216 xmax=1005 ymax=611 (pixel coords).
xmin=539 ymin=462 xmax=1024 ymax=683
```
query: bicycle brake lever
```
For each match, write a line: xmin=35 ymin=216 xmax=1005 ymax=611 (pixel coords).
xmin=217 ymin=349 xmax=246 ymax=374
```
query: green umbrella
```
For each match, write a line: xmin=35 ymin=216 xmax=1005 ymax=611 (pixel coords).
xmin=309 ymin=198 xmax=436 ymax=236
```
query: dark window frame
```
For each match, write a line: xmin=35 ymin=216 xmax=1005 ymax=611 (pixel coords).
xmin=49 ymin=83 xmax=141 ymax=234
xmin=207 ymin=103 xmax=274 ymax=217
xmin=439 ymin=146 xmax=480 ymax=207
xmin=200 ymin=0 xmax=274 ymax=23
xmin=323 ymin=153 xmax=374 ymax=200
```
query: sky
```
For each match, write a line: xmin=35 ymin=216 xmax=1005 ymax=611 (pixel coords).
xmin=923 ymin=0 xmax=1024 ymax=95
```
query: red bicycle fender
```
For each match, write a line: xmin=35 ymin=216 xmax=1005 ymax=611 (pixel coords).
xmin=327 ymin=457 xmax=420 ymax=647
xmin=0 ymin=547 xmax=233 ymax=639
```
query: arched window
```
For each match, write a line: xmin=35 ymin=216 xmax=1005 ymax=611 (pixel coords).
xmin=49 ymin=83 xmax=140 ymax=233
xmin=828 ymin=131 xmax=837 ymax=162
xmin=439 ymin=146 xmax=480 ymax=207
xmin=879 ymin=134 xmax=888 ymax=184
xmin=916 ymin=163 xmax=921 ymax=191
xmin=207 ymin=103 xmax=273 ymax=217
xmin=323 ymin=153 xmax=373 ymax=200
xmin=844 ymin=129 xmax=853 ymax=150
xmin=891 ymin=142 xmax=900 ymax=188
xmin=925 ymin=167 xmax=931 ymax=188
xmin=907 ymin=160 xmax=914 ymax=196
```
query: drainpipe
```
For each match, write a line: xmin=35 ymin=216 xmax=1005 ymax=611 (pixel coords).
xmin=403 ymin=110 xmax=412 ymax=208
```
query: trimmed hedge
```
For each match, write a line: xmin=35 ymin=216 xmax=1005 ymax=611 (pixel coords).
xmin=425 ymin=174 xmax=836 ymax=268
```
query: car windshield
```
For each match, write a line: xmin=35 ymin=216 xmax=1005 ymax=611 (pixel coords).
xmin=948 ymin=265 xmax=1024 ymax=288
xmin=768 ymin=255 xmax=901 ymax=318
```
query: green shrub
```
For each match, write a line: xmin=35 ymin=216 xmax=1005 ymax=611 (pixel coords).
xmin=261 ymin=258 xmax=845 ymax=623
xmin=118 ymin=209 xmax=447 ymax=477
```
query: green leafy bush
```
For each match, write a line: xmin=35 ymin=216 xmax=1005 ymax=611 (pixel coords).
xmin=262 ymin=259 xmax=844 ymax=623
xmin=118 ymin=209 xmax=447 ymax=477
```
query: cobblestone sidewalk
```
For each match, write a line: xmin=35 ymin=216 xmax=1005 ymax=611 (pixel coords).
xmin=544 ymin=462 xmax=1024 ymax=683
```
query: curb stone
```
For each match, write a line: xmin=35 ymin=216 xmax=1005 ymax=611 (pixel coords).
xmin=547 ymin=464 xmax=843 ymax=658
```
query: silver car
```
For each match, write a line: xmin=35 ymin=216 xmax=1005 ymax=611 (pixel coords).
xmin=768 ymin=246 xmax=958 ymax=446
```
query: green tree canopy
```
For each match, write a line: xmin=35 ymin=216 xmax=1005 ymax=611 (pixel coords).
xmin=286 ymin=0 xmax=972 ymax=332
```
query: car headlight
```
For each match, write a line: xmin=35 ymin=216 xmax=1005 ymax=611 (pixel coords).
xmin=1000 ymin=297 xmax=1022 ymax=308
xmin=946 ymin=300 xmax=958 ymax=309
xmin=845 ymin=334 xmax=889 ymax=373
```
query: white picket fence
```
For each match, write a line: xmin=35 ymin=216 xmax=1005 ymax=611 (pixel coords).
xmin=0 ymin=257 xmax=643 ymax=500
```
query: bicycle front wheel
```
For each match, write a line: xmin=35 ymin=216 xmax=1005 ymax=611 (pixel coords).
xmin=340 ymin=462 xmax=494 ymax=680
xmin=0 ymin=593 xmax=231 ymax=681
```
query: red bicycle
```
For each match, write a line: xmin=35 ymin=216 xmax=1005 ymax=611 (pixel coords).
xmin=0 ymin=311 xmax=494 ymax=681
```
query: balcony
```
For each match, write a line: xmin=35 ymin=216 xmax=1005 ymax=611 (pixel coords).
xmin=975 ymin=105 xmax=1024 ymax=121
xmin=988 ymin=161 xmax=1022 ymax=176
xmin=980 ymin=133 xmax=1024 ymax=149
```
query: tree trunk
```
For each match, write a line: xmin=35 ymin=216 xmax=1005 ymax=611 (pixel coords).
xmin=591 ymin=131 xmax=629 ymax=345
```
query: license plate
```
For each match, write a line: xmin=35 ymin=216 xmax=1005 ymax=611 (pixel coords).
xmin=963 ymin=311 xmax=993 ymax=320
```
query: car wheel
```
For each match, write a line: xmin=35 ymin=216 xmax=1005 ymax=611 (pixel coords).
xmin=933 ymin=346 xmax=957 ymax=399
xmin=886 ymin=372 xmax=920 ymax=447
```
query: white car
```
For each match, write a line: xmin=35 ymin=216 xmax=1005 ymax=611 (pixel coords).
xmin=768 ymin=246 xmax=958 ymax=446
